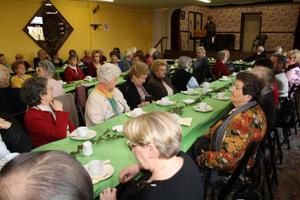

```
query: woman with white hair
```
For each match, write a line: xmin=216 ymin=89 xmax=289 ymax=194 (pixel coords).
xmin=85 ymin=63 xmax=130 ymax=126
xmin=171 ymin=56 xmax=199 ymax=92
xmin=100 ymin=112 xmax=204 ymax=200
xmin=37 ymin=60 xmax=64 ymax=97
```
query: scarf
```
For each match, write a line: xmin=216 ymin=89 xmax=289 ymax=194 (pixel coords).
xmin=211 ymin=101 xmax=257 ymax=151
xmin=97 ymin=84 xmax=120 ymax=116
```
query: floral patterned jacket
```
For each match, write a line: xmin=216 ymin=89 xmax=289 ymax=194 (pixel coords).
xmin=200 ymin=104 xmax=267 ymax=172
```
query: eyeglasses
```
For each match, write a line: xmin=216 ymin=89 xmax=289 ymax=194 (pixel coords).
xmin=127 ymin=140 xmax=138 ymax=151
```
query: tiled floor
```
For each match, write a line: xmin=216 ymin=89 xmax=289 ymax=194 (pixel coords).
xmin=273 ymin=130 xmax=300 ymax=200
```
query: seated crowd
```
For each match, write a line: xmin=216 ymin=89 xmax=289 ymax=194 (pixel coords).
xmin=0 ymin=44 xmax=300 ymax=199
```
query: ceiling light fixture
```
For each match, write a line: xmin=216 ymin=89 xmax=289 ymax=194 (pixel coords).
xmin=198 ymin=0 xmax=211 ymax=3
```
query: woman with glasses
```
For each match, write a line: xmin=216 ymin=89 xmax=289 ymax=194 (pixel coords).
xmin=100 ymin=112 xmax=204 ymax=200
xmin=85 ymin=63 xmax=129 ymax=126
xmin=21 ymin=76 xmax=76 ymax=147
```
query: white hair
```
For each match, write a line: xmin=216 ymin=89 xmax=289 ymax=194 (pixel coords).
xmin=97 ymin=63 xmax=121 ymax=83
xmin=178 ymin=56 xmax=192 ymax=69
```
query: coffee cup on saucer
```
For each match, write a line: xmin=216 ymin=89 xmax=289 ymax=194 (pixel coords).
xmin=77 ymin=127 xmax=89 ymax=138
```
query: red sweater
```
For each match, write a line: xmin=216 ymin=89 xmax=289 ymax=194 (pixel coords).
xmin=64 ymin=66 xmax=85 ymax=83
xmin=24 ymin=108 xmax=76 ymax=147
xmin=212 ymin=61 xmax=230 ymax=79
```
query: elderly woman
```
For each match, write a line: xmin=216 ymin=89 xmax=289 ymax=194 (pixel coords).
xmin=252 ymin=63 xmax=276 ymax=130
xmin=119 ymin=62 xmax=151 ymax=110
xmin=21 ymin=77 xmax=76 ymax=147
xmin=286 ymin=49 xmax=300 ymax=86
xmin=37 ymin=60 xmax=64 ymax=97
xmin=171 ymin=56 xmax=199 ymax=92
xmin=85 ymin=63 xmax=129 ymax=126
xmin=100 ymin=112 xmax=204 ymax=200
xmin=63 ymin=55 xmax=86 ymax=83
xmin=212 ymin=50 xmax=230 ymax=79
xmin=0 ymin=151 xmax=93 ymax=200
xmin=0 ymin=70 xmax=26 ymax=114
xmin=193 ymin=72 xmax=267 ymax=174
xmin=192 ymin=46 xmax=210 ymax=83
xmin=10 ymin=62 xmax=31 ymax=88
xmin=146 ymin=59 xmax=176 ymax=100
xmin=119 ymin=49 xmax=134 ymax=72
xmin=87 ymin=50 xmax=101 ymax=77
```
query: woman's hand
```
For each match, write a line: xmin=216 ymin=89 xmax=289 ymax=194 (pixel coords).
xmin=119 ymin=164 xmax=141 ymax=183
xmin=99 ymin=188 xmax=117 ymax=200
xmin=50 ymin=100 xmax=63 ymax=111
xmin=137 ymin=101 xmax=150 ymax=108
xmin=0 ymin=118 xmax=11 ymax=130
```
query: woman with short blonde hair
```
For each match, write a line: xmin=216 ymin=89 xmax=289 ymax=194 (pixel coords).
xmin=146 ymin=59 xmax=175 ymax=100
xmin=100 ymin=112 xmax=204 ymax=200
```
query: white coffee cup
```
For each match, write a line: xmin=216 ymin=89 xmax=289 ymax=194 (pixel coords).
xmin=198 ymin=102 xmax=208 ymax=110
xmin=77 ymin=127 xmax=89 ymax=138
xmin=83 ymin=141 xmax=93 ymax=156
xmin=222 ymin=76 xmax=228 ymax=80
xmin=202 ymin=82 xmax=210 ymax=88
xmin=87 ymin=160 xmax=110 ymax=177
xmin=217 ymin=92 xmax=225 ymax=99
xmin=161 ymin=97 xmax=169 ymax=103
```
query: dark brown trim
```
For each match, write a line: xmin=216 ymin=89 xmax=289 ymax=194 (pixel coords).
xmin=217 ymin=31 xmax=240 ymax=34
xmin=180 ymin=30 xmax=189 ymax=33
xmin=208 ymin=1 xmax=295 ymax=8
xmin=260 ymin=31 xmax=294 ymax=34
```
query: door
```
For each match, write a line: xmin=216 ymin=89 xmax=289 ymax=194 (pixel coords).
xmin=241 ymin=13 xmax=261 ymax=52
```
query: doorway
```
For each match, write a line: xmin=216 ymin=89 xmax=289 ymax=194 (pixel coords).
xmin=241 ymin=13 xmax=261 ymax=52
xmin=171 ymin=9 xmax=181 ymax=50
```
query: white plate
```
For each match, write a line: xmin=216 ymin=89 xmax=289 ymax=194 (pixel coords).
xmin=69 ymin=130 xmax=97 ymax=140
xmin=84 ymin=162 xmax=114 ymax=184
xmin=212 ymin=95 xmax=230 ymax=101
xmin=181 ymin=90 xmax=199 ymax=95
xmin=183 ymin=99 xmax=195 ymax=104
xmin=156 ymin=100 xmax=176 ymax=106
xmin=126 ymin=110 xmax=146 ymax=118
xmin=230 ymin=73 xmax=237 ymax=77
xmin=112 ymin=125 xmax=123 ymax=132
xmin=193 ymin=105 xmax=213 ymax=112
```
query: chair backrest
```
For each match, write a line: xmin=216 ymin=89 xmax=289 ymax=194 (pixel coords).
xmin=217 ymin=142 xmax=259 ymax=200
xmin=54 ymin=93 xmax=79 ymax=127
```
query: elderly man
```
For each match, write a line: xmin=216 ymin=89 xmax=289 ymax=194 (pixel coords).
xmin=33 ymin=49 xmax=48 ymax=69
xmin=192 ymin=46 xmax=210 ymax=83
xmin=271 ymin=54 xmax=288 ymax=98
xmin=244 ymin=45 xmax=267 ymax=62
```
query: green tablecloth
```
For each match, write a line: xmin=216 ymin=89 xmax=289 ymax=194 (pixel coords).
xmin=34 ymin=78 xmax=234 ymax=198
xmin=62 ymin=76 xmax=126 ymax=93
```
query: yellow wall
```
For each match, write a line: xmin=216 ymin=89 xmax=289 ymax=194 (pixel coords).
xmin=0 ymin=0 xmax=153 ymax=65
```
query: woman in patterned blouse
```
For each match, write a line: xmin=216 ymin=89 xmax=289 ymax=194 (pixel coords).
xmin=193 ymin=72 xmax=267 ymax=173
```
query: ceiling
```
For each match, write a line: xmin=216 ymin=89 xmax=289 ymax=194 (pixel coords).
xmin=84 ymin=0 xmax=298 ymax=8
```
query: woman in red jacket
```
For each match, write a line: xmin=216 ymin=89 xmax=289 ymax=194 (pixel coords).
xmin=21 ymin=76 xmax=76 ymax=147
xmin=63 ymin=55 xmax=85 ymax=83
xmin=212 ymin=50 xmax=230 ymax=79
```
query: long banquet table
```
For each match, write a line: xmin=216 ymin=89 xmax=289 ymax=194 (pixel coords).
xmin=34 ymin=78 xmax=234 ymax=198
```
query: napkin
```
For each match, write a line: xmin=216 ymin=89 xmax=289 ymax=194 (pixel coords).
xmin=178 ymin=117 xmax=193 ymax=127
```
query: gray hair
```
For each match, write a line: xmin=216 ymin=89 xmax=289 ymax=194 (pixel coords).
xmin=38 ymin=60 xmax=56 ymax=77
xmin=97 ymin=63 xmax=121 ymax=83
xmin=216 ymin=50 xmax=226 ymax=61
xmin=178 ymin=56 xmax=192 ymax=69
xmin=0 ymin=70 xmax=9 ymax=88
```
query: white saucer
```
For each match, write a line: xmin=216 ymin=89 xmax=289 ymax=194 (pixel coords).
xmin=219 ymin=78 xmax=231 ymax=82
xmin=156 ymin=100 xmax=176 ymax=106
xmin=112 ymin=125 xmax=123 ymax=132
xmin=84 ymin=162 xmax=114 ymax=184
xmin=183 ymin=99 xmax=195 ymax=104
xmin=193 ymin=105 xmax=213 ymax=112
xmin=181 ymin=90 xmax=199 ymax=95
xmin=213 ymin=95 xmax=230 ymax=101
xmin=126 ymin=110 xmax=146 ymax=118
xmin=69 ymin=130 xmax=97 ymax=140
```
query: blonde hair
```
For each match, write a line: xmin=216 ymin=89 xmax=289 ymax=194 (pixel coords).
xmin=196 ymin=46 xmax=206 ymax=56
xmin=129 ymin=62 xmax=149 ymax=79
xmin=124 ymin=111 xmax=182 ymax=158
xmin=150 ymin=59 xmax=167 ymax=73
xmin=288 ymin=50 xmax=300 ymax=63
